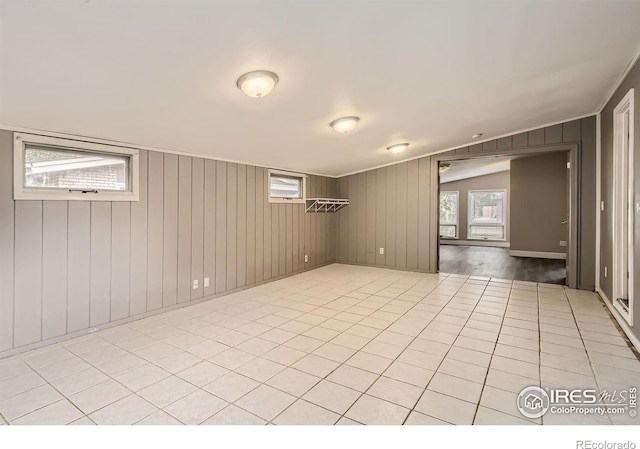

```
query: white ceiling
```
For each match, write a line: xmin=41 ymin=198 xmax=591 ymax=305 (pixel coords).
xmin=440 ymin=156 xmax=514 ymax=184
xmin=1 ymin=1 xmax=640 ymax=177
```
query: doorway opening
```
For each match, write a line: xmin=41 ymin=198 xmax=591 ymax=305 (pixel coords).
xmin=430 ymin=144 xmax=580 ymax=288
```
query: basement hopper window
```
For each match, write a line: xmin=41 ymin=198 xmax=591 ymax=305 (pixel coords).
xmin=14 ymin=133 xmax=139 ymax=201
xmin=268 ymin=169 xmax=306 ymax=203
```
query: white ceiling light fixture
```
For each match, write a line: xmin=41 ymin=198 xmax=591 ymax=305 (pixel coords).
xmin=387 ymin=143 xmax=409 ymax=154
xmin=439 ymin=162 xmax=451 ymax=173
xmin=472 ymin=133 xmax=483 ymax=139
xmin=236 ymin=70 xmax=279 ymax=98
xmin=330 ymin=116 xmax=360 ymax=133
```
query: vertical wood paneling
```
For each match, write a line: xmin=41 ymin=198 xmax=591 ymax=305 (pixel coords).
xmin=90 ymin=202 xmax=111 ymax=326
xmin=246 ymin=165 xmax=256 ymax=285
xmin=146 ymin=152 xmax=164 ymax=311
xmin=337 ymin=177 xmax=348 ymax=262
xmin=110 ymin=203 xmax=130 ymax=322
xmin=215 ymin=162 xmax=227 ymax=293
xmin=14 ymin=201 xmax=42 ymax=346
xmin=286 ymin=204 xmax=293 ymax=274
xmin=418 ymin=157 xmax=431 ymax=271
xmin=67 ymin=202 xmax=91 ymax=332
xmin=0 ymin=132 xmax=14 ymax=351
xmin=163 ymin=153 xmax=179 ymax=307
xmin=375 ymin=168 xmax=386 ymax=266
xmin=544 ymin=124 xmax=563 ymax=144
xmin=130 ymin=150 xmax=148 ymax=316
xmin=365 ymin=171 xmax=376 ymax=265
xmin=255 ymin=167 xmax=265 ymax=283
xmin=191 ymin=158 xmax=204 ymax=300
xmin=309 ymin=177 xmax=317 ymax=265
xmin=347 ymin=175 xmax=357 ymax=263
xmin=272 ymin=202 xmax=279 ymax=277
xmin=42 ymin=201 xmax=68 ymax=339
xmin=528 ymin=128 xmax=544 ymax=146
xmin=203 ymin=159 xmax=216 ymax=296
xmin=406 ymin=160 xmax=419 ymax=270
xmin=563 ymin=120 xmax=582 ymax=143
xmin=264 ymin=178 xmax=272 ymax=280
xmin=385 ymin=165 xmax=397 ymax=267
xmin=278 ymin=204 xmax=289 ymax=272
xmin=396 ymin=163 xmax=408 ymax=268
xmin=236 ymin=164 xmax=247 ymax=287
xmin=357 ymin=172 xmax=367 ymax=264
xmin=292 ymin=203 xmax=299 ymax=272
xmin=298 ymin=203 xmax=305 ymax=270
xmin=177 ymin=156 xmax=192 ymax=303
xmin=226 ymin=163 xmax=237 ymax=289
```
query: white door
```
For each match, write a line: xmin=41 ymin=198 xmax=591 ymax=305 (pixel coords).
xmin=613 ymin=88 xmax=635 ymax=326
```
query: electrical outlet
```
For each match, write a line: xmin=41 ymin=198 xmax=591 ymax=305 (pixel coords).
xmin=204 ymin=277 xmax=210 ymax=288
xmin=305 ymin=254 xmax=309 ymax=263
xmin=559 ymin=241 xmax=566 ymax=247
xmin=604 ymin=266 xmax=608 ymax=278
xmin=193 ymin=279 xmax=198 ymax=290
xmin=379 ymin=248 xmax=385 ymax=255
xmin=601 ymin=201 xmax=605 ymax=211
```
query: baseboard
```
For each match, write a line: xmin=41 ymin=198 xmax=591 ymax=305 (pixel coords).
xmin=509 ymin=250 xmax=567 ymax=260
xmin=0 ymin=261 xmax=336 ymax=360
xmin=597 ymin=287 xmax=640 ymax=353
xmin=440 ymin=240 xmax=510 ymax=248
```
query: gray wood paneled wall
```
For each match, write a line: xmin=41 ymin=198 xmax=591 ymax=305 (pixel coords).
xmin=336 ymin=158 xmax=432 ymax=272
xmin=0 ymin=129 xmax=337 ymax=354
xmin=335 ymin=117 xmax=597 ymax=290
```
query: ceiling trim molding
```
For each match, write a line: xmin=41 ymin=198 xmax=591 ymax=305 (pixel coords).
xmin=335 ymin=112 xmax=597 ymax=178
xmin=597 ymin=44 xmax=640 ymax=113
xmin=0 ymin=124 xmax=338 ymax=178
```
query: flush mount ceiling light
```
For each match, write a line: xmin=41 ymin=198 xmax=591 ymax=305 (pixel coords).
xmin=439 ymin=163 xmax=451 ymax=173
xmin=236 ymin=70 xmax=279 ymax=98
xmin=387 ymin=142 xmax=409 ymax=154
xmin=330 ymin=116 xmax=360 ymax=133
xmin=472 ymin=133 xmax=483 ymax=139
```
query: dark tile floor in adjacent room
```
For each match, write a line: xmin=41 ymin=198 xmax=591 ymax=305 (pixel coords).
xmin=439 ymin=245 xmax=566 ymax=285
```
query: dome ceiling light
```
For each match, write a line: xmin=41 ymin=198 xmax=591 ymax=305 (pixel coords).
xmin=387 ymin=143 xmax=409 ymax=154
xmin=236 ymin=70 xmax=279 ymax=98
xmin=439 ymin=162 xmax=451 ymax=173
xmin=329 ymin=116 xmax=360 ymax=133
xmin=472 ymin=133 xmax=483 ymax=139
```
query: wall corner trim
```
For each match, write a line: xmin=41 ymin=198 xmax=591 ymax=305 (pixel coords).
xmin=597 ymin=287 xmax=640 ymax=353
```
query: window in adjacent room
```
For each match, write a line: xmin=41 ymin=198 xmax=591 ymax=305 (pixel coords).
xmin=468 ymin=189 xmax=506 ymax=240
xmin=268 ymin=169 xmax=306 ymax=203
xmin=14 ymin=133 xmax=139 ymax=201
xmin=439 ymin=190 xmax=459 ymax=239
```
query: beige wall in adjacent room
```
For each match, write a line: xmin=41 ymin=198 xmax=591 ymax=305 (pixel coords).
xmin=510 ymin=152 xmax=569 ymax=254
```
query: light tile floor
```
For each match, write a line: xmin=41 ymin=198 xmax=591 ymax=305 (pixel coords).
xmin=1 ymin=264 xmax=639 ymax=425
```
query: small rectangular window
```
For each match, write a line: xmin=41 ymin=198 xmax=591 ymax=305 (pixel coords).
xmin=439 ymin=191 xmax=459 ymax=239
xmin=468 ymin=190 xmax=506 ymax=240
xmin=268 ymin=169 xmax=306 ymax=203
xmin=14 ymin=133 xmax=139 ymax=201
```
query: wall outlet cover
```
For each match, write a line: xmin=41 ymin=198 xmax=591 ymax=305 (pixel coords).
xmin=379 ymin=248 xmax=385 ymax=255
xmin=305 ymin=255 xmax=309 ymax=263
xmin=204 ymin=277 xmax=210 ymax=288
xmin=193 ymin=280 xmax=198 ymax=289
xmin=559 ymin=241 xmax=567 ymax=247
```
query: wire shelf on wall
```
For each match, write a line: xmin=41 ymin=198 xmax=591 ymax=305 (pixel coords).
xmin=305 ymin=198 xmax=349 ymax=213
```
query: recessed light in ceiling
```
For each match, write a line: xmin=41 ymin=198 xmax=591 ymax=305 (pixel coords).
xmin=330 ymin=116 xmax=360 ymax=133
xmin=236 ymin=70 xmax=279 ymax=98
xmin=387 ymin=143 xmax=409 ymax=154
xmin=439 ymin=163 xmax=451 ymax=173
xmin=472 ymin=133 xmax=483 ymax=139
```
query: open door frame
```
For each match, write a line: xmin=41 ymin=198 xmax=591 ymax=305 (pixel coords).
xmin=429 ymin=143 xmax=581 ymax=289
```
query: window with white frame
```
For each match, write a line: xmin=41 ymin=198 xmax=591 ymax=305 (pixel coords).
xmin=268 ymin=169 xmax=306 ymax=203
xmin=468 ymin=190 xmax=506 ymax=240
xmin=439 ymin=191 xmax=459 ymax=239
xmin=14 ymin=133 xmax=139 ymax=201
